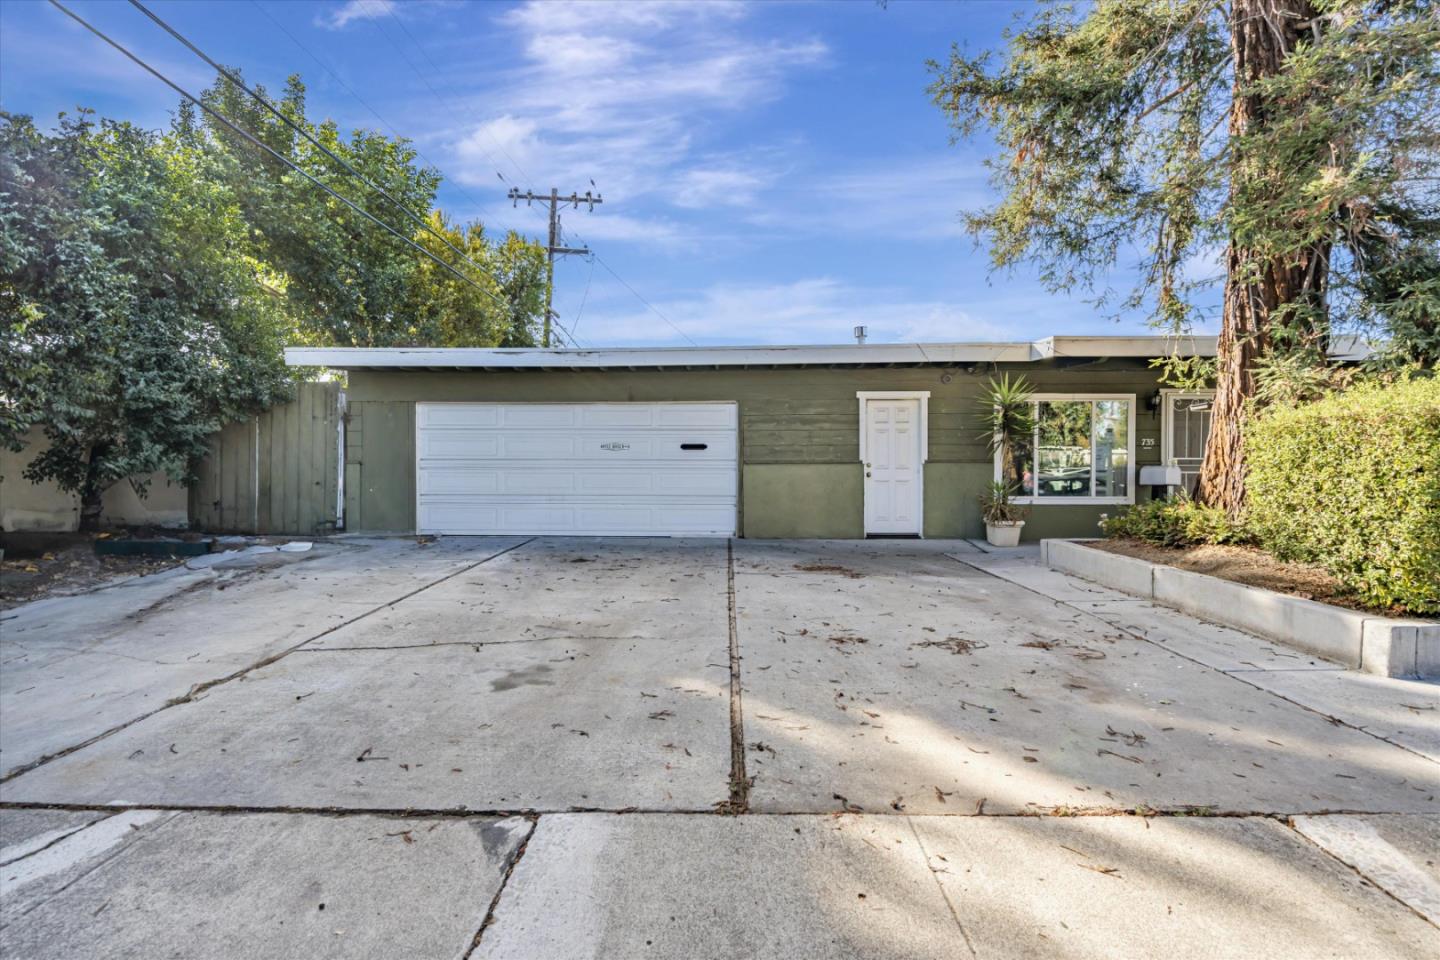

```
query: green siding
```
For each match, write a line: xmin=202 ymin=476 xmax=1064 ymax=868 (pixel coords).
xmin=344 ymin=400 xmax=415 ymax=534
xmin=743 ymin=464 xmax=863 ymax=538
xmin=1019 ymin=505 xmax=1120 ymax=541
xmin=190 ymin=382 xmax=341 ymax=535
xmin=924 ymin=462 xmax=991 ymax=539
xmin=344 ymin=362 xmax=1171 ymax=539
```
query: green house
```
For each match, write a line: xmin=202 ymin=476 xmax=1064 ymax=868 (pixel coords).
xmin=286 ymin=336 xmax=1361 ymax=541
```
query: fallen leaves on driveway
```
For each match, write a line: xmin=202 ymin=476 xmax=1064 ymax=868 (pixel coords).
xmin=912 ymin=636 xmax=987 ymax=655
xmin=793 ymin=563 xmax=864 ymax=578
xmin=1097 ymin=748 xmax=1145 ymax=764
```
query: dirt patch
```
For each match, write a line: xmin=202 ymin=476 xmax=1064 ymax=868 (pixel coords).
xmin=0 ymin=534 xmax=187 ymax=610
xmin=1091 ymin=538 xmax=1382 ymax=613
xmin=793 ymin=562 xmax=864 ymax=578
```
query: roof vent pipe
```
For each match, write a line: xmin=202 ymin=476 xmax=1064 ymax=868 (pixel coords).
xmin=853 ymin=325 xmax=868 ymax=345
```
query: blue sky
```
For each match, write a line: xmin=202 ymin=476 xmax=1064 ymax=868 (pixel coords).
xmin=1 ymin=0 xmax=1209 ymax=347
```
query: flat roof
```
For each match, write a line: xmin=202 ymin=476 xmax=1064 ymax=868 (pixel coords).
xmin=286 ymin=335 xmax=1370 ymax=371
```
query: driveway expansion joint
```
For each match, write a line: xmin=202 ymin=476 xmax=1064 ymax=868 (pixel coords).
xmin=0 ymin=818 xmax=108 ymax=868
xmin=4 ymin=801 xmax=1430 ymax=822
xmin=294 ymin=633 xmax=667 ymax=653
xmin=0 ymin=537 xmax=536 ymax=785
xmin=905 ymin=815 xmax=978 ymax=957
xmin=718 ymin=538 xmax=751 ymax=815
xmin=947 ymin=554 xmax=1440 ymax=767
xmin=1285 ymin=816 xmax=1440 ymax=930
xmin=463 ymin=815 xmax=539 ymax=959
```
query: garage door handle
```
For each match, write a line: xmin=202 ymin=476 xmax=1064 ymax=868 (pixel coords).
xmin=680 ymin=443 xmax=708 ymax=451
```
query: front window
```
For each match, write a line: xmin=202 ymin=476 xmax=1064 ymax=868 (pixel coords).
xmin=999 ymin=395 xmax=1134 ymax=503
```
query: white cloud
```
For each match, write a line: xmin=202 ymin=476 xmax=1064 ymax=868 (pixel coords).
xmin=433 ymin=1 xmax=825 ymax=218
xmin=318 ymin=0 xmax=396 ymax=31
xmin=1 ymin=20 xmax=217 ymax=127
xmin=455 ymin=115 xmax=542 ymax=182
xmin=498 ymin=1 xmax=748 ymax=39
xmin=576 ymin=277 xmax=1015 ymax=346
xmin=673 ymin=167 xmax=771 ymax=209
xmin=744 ymin=157 xmax=993 ymax=241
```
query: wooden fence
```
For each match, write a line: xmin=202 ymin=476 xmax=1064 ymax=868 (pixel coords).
xmin=189 ymin=382 xmax=344 ymax=535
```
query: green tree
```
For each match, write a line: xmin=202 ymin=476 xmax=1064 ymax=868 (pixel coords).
xmin=930 ymin=0 xmax=1439 ymax=513
xmin=405 ymin=212 xmax=549 ymax=347
xmin=196 ymin=73 xmax=549 ymax=348
xmin=2 ymin=72 xmax=550 ymax=529
xmin=491 ymin=230 xmax=549 ymax=347
xmin=1 ymin=111 xmax=292 ymax=528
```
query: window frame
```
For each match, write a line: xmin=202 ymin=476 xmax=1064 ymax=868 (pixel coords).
xmin=993 ymin=393 xmax=1137 ymax=506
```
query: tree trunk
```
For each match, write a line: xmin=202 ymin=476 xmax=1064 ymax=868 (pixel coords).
xmin=1197 ymin=0 xmax=1320 ymax=515
xmin=78 ymin=485 xmax=104 ymax=532
xmin=77 ymin=445 xmax=108 ymax=533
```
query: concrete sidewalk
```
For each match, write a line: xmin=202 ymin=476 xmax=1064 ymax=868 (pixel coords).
xmin=1 ymin=537 xmax=1436 ymax=958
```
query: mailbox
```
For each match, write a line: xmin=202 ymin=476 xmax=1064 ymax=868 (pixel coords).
xmin=1139 ymin=465 xmax=1183 ymax=487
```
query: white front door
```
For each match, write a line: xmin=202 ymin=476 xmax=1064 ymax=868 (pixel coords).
xmin=863 ymin=398 xmax=922 ymax=535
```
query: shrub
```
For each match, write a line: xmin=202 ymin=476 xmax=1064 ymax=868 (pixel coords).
xmin=1245 ymin=376 xmax=1440 ymax=614
xmin=1100 ymin=495 xmax=1248 ymax=548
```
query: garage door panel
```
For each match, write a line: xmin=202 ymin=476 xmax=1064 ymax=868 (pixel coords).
xmin=418 ymin=405 xmax=501 ymax=429
xmin=656 ymin=404 xmax=737 ymax=428
xmin=419 ymin=465 xmax=737 ymax=499
xmin=417 ymin=502 xmax=501 ymax=531
xmin=498 ymin=406 xmax=583 ymax=428
xmin=416 ymin=500 xmax=735 ymax=536
xmin=415 ymin=403 xmax=737 ymax=536
xmin=419 ymin=433 xmax=502 ymax=459
xmin=499 ymin=435 xmax=582 ymax=458
xmin=418 ymin=467 xmax=502 ymax=496
xmin=579 ymin=405 xmax=661 ymax=427
xmin=421 ymin=431 xmax=736 ymax=462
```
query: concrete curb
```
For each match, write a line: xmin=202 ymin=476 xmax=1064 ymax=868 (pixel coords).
xmin=1043 ymin=539 xmax=1439 ymax=679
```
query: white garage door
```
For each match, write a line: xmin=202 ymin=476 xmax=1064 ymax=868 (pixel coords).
xmin=415 ymin=402 xmax=737 ymax=536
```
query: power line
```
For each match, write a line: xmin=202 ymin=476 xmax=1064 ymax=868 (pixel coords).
xmin=571 ymin=254 xmax=596 ymax=341
xmin=368 ymin=5 xmax=700 ymax=348
xmin=381 ymin=7 xmax=536 ymax=191
xmin=248 ymin=0 xmax=589 ymax=353
xmin=250 ymin=0 xmax=605 ymax=351
xmin=507 ymin=188 xmax=602 ymax=347
xmin=593 ymin=254 xmax=698 ymax=347
xmin=46 ymin=0 xmax=507 ymax=310
xmin=127 ymin=0 xmax=499 ymax=291
xmin=260 ymin=0 xmax=697 ymax=348
xmin=360 ymin=5 xmax=530 ymax=197
xmin=248 ymin=0 xmax=497 ymax=218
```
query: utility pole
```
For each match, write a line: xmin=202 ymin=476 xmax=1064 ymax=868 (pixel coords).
xmin=507 ymin=187 xmax=602 ymax=347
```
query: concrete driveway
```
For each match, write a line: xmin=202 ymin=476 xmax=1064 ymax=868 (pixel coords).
xmin=1 ymin=537 xmax=1436 ymax=959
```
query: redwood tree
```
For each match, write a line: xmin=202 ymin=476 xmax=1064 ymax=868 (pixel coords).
xmin=930 ymin=0 xmax=1439 ymax=514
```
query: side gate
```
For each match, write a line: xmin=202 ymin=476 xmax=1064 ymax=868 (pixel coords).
xmin=189 ymin=382 xmax=345 ymax=535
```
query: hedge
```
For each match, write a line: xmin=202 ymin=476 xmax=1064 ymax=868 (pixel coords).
xmin=1245 ymin=377 xmax=1440 ymax=614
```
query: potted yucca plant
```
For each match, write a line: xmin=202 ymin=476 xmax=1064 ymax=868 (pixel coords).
xmin=979 ymin=480 xmax=1028 ymax=547
xmin=978 ymin=375 xmax=1034 ymax=546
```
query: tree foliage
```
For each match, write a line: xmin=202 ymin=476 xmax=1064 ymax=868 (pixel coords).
xmin=194 ymin=74 xmax=549 ymax=348
xmin=930 ymin=0 xmax=1440 ymax=511
xmin=1 ymin=111 xmax=292 ymax=526
xmin=2 ymin=74 xmax=549 ymax=525
xmin=929 ymin=0 xmax=1438 ymax=347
